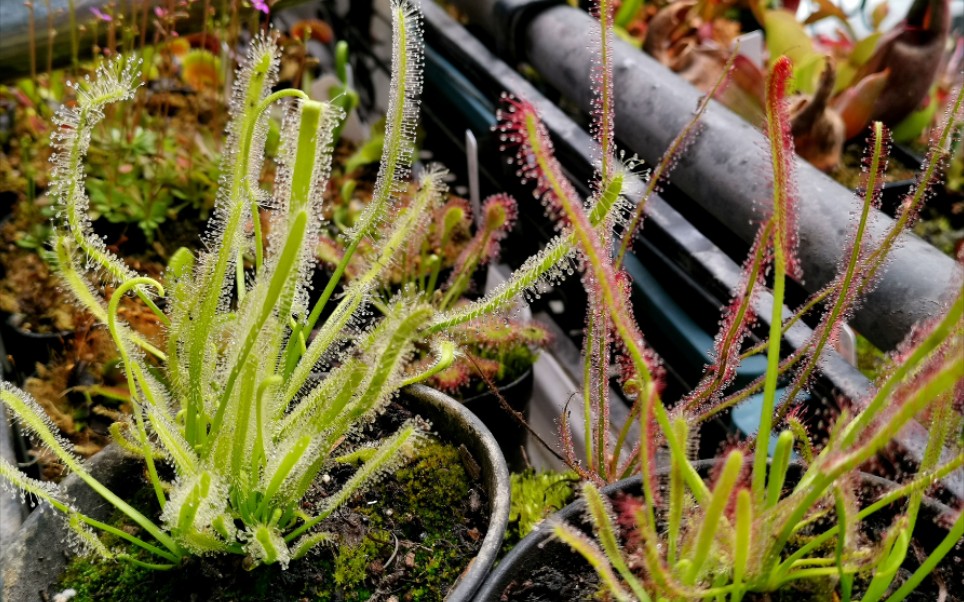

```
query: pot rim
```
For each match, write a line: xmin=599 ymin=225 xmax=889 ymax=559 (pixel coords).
xmin=402 ymin=384 xmax=511 ymax=601
xmin=458 ymin=365 xmax=534 ymax=404
xmin=475 ymin=459 xmax=956 ymax=601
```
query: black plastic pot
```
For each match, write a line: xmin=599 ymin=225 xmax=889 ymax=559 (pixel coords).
xmin=460 ymin=367 xmax=534 ymax=472
xmin=0 ymin=312 xmax=73 ymax=378
xmin=0 ymin=384 xmax=510 ymax=602
xmin=476 ymin=462 xmax=958 ymax=601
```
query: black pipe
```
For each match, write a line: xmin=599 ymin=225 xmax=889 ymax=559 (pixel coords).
xmin=449 ymin=0 xmax=963 ymax=352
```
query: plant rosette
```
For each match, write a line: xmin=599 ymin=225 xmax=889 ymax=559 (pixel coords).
xmin=476 ymin=462 xmax=962 ymax=602
xmin=1 ymin=385 xmax=509 ymax=602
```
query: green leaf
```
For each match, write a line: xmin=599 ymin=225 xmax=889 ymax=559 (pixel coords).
xmin=892 ymin=88 xmax=938 ymax=143
xmin=763 ymin=10 xmax=824 ymax=94
xmin=344 ymin=132 xmax=385 ymax=173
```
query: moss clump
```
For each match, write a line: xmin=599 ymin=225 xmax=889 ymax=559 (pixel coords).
xmin=60 ymin=555 xmax=158 ymax=601
xmin=503 ymin=469 xmax=577 ymax=552
xmin=394 ymin=439 xmax=471 ymax=532
xmin=332 ymin=527 xmax=386 ymax=595
xmin=333 ymin=439 xmax=478 ymax=600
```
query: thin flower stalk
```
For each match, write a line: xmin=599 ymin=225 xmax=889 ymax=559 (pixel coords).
xmin=615 ymin=48 xmax=739 ymax=266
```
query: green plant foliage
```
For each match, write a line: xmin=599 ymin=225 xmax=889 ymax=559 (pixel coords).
xmin=0 ymin=0 xmax=629 ymax=578
xmin=84 ymin=125 xmax=220 ymax=240
xmin=0 ymin=52 xmax=224 ymax=253
xmin=58 ymin=438 xmax=478 ymax=601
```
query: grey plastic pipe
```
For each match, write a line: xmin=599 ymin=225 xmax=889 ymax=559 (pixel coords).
xmin=450 ymin=0 xmax=963 ymax=351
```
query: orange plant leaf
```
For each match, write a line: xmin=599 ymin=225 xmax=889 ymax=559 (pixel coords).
xmin=832 ymin=69 xmax=890 ymax=140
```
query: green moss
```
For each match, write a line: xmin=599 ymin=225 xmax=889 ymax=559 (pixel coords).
xmin=504 ymin=469 xmax=578 ymax=552
xmin=61 ymin=555 xmax=156 ymax=601
xmin=333 ymin=527 xmax=386 ymax=591
xmin=394 ymin=440 xmax=470 ymax=532
xmin=333 ymin=439 xmax=476 ymax=600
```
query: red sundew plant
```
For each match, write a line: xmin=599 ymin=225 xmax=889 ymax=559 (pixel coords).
xmin=317 ymin=166 xmax=548 ymax=396
xmin=497 ymin=90 xmax=667 ymax=487
xmin=493 ymin=0 xmax=964 ymax=599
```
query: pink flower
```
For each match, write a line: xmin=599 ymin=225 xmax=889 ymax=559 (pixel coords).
xmin=252 ymin=0 xmax=270 ymax=14
xmin=90 ymin=7 xmax=112 ymax=22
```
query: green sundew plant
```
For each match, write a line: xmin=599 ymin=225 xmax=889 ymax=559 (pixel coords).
xmin=0 ymin=0 xmax=553 ymax=572
xmin=0 ymin=0 xmax=635 ymax=573
xmin=490 ymin=1 xmax=963 ymax=599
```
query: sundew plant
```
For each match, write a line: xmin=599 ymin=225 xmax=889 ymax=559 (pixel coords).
xmin=0 ymin=0 xmax=573 ymax=571
xmin=318 ymin=172 xmax=548 ymax=395
xmin=495 ymin=0 xmax=962 ymax=599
